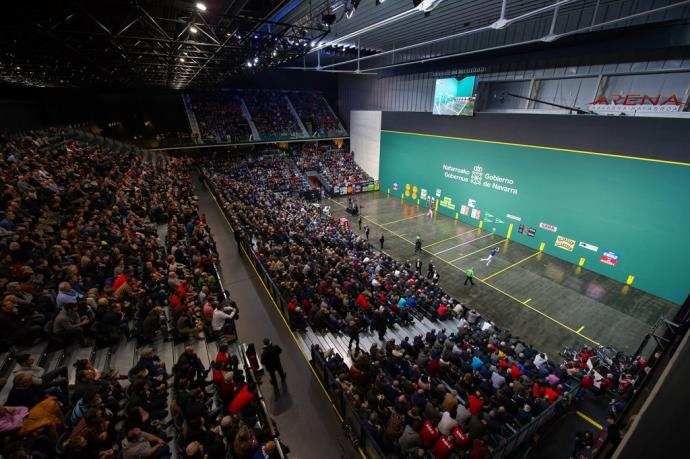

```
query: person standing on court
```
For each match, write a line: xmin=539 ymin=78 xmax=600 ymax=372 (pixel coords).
xmin=415 ymin=258 xmax=422 ymax=273
xmin=464 ymin=268 xmax=475 ymax=286
xmin=260 ymin=338 xmax=286 ymax=388
xmin=427 ymin=261 xmax=435 ymax=279
xmin=365 ymin=225 xmax=370 ymax=241
xmin=358 ymin=216 xmax=362 ymax=231
xmin=379 ymin=233 xmax=385 ymax=250
xmin=480 ymin=247 xmax=500 ymax=266
xmin=415 ymin=235 xmax=422 ymax=254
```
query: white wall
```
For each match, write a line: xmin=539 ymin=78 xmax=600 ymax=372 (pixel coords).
xmin=349 ymin=110 xmax=381 ymax=180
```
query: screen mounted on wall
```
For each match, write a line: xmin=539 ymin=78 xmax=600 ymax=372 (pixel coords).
xmin=432 ymin=76 xmax=479 ymax=116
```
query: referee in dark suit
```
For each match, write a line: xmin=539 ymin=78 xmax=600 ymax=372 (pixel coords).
xmin=260 ymin=338 xmax=286 ymax=387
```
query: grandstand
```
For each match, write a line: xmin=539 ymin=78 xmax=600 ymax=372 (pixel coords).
xmin=1 ymin=1 xmax=689 ymax=459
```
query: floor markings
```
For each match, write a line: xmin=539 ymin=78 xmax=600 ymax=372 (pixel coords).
xmin=480 ymin=252 xmax=539 ymax=282
xmin=447 ymin=239 xmax=507 ymax=263
xmin=525 ymin=299 xmax=531 ymax=304
xmin=576 ymin=411 xmax=603 ymax=430
xmin=328 ymin=197 xmax=601 ymax=346
xmin=577 ymin=326 xmax=585 ymax=333
xmin=380 ymin=213 xmax=426 ymax=226
xmin=209 ymin=186 xmax=368 ymax=459
xmin=423 ymin=228 xmax=480 ymax=248
xmin=432 ymin=233 xmax=493 ymax=255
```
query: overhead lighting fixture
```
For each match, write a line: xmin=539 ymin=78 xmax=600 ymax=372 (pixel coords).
xmin=311 ymin=40 xmax=316 ymax=47
xmin=196 ymin=2 xmax=206 ymax=11
xmin=246 ymin=61 xmax=253 ymax=67
xmin=272 ymin=50 xmax=277 ymax=57
xmin=254 ymin=57 xmax=259 ymax=63
xmin=179 ymin=57 xmax=185 ymax=62
xmin=190 ymin=26 xmax=198 ymax=34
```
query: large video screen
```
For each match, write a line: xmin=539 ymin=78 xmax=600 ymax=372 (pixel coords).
xmin=432 ymin=76 xmax=478 ymax=116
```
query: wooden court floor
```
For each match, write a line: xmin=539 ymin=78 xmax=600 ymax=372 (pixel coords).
xmin=329 ymin=192 xmax=680 ymax=357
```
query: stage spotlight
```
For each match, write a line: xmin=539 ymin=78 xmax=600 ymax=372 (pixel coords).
xmin=190 ymin=26 xmax=198 ymax=34
xmin=195 ymin=2 xmax=206 ymax=11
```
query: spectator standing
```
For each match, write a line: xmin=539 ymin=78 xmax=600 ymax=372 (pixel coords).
xmin=260 ymin=338 xmax=286 ymax=388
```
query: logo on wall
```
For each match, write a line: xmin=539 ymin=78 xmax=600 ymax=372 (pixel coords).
xmin=420 ymin=188 xmax=428 ymax=200
xmin=411 ymin=185 xmax=418 ymax=200
xmin=471 ymin=209 xmax=481 ymax=220
xmin=589 ymin=93 xmax=684 ymax=114
xmin=468 ymin=199 xmax=476 ymax=208
xmin=471 ymin=165 xmax=483 ymax=185
xmin=405 ymin=183 xmax=411 ymax=197
xmin=600 ymin=251 xmax=619 ymax=266
xmin=539 ymin=222 xmax=558 ymax=232
xmin=435 ymin=188 xmax=442 ymax=197
xmin=579 ymin=242 xmax=599 ymax=252
xmin=518 ymin=224 xmax=525 ymax=234
xmin=460 ymin=205 xmax=469 ymax=216
xmin=506 ymin=214 xmax=522 ymax=222
xmin=555 ymin=235 xmax=576 ymax=252
xmin=392 ymin=182 xmax=399 ymax=191
xmin=526 ymin=227 xmax=536 ymax=237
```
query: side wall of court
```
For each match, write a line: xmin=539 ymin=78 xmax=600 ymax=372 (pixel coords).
xmin=378 ymin=113 xmax=690 ymax=304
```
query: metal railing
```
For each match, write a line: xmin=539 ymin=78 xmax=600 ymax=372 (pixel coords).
xmin=203 ymin=173 xmax=574 ymax=458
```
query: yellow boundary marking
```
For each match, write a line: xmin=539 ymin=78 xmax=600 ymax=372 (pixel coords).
xmin=330 ymin=197 xmax=600 ymax=346
xmin=480 ymin=252 xmax=540 ymax=282
xmin=423 ymin=228 xmax=480 ymax=248
xmin=433 ymin=233 xmax=493 ymax=255
xmin=208 ymin=184 xmax=368 ymax=459
xmin=380 ymin=212 xmax=426 ymax=226
xmin=381 ymin=129 xmax=690 ymax=167
xmin=525 ymin=299 xmax=531 ymax=304
xmin=448 ymin=239 xmax=506 ymax=263
xmin=576 ymin=411 xmax=604 ymax=430
xmin=577 ymin=326 xmax=585 ymax=333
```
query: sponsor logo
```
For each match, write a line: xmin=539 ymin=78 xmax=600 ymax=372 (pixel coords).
xmin=468 ymin=199 xmax=476 ymax=208
xmin=435 ymin=188 xmax=442 ymax=197
xmin=539 ymin=222 xmax=558 ymax=232
xmin=589 ymin=93 xmax=684 ymax=113
xmin=600 ymin=251 xmax=619 ymax=266
xmin=555 ymin=235 xmax=576 ymax=252
xmin=439 ymin=196 xmax=456 ymax=211
xmin=527 ymin=227 xmax=536 ymax=237
xmin=471 ymin=209 xmax=481 ymax=220
xmin=579 ymin=242 xmax=599 ymax=252
xmin=518 ymin=224 xmax=525 ymax=234
xmin=420 ymin=188 xmax=428 ymax=200
xmin=471 ymin=165 xmax=483 ymax=185
xmin=495 ymin=218 xmax=505 ymax=224
xmin=392 ymin=182 xmax=399 ymax=191
xmin=460 ymin=205 xmax=469 ymax=216
xmin=506 ymin=214 xmax=522 ymax=222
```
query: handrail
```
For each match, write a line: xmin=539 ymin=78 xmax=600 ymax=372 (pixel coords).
xmin=203 ymin=172 xmax=565 ymax=458
xmin=206 ymin=220 xmax=285 ymax=459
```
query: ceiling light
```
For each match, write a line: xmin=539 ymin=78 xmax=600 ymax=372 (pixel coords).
xmin=190 ymin=26 xmax=198 ymax=34
xmin=272 ymin=50 xmax=277 ymax=57
xmin=196 ymin=2 xmax=206 ymax=11
xmin=246 ymin=61 xmax=253 ymax=67
xmin=179 ymin=57 xmax=185 ymax=62
xmin=254 ymin=57 xmax=259 ymax=63
xmin=311 ymin=40 xmax=316 ymax=47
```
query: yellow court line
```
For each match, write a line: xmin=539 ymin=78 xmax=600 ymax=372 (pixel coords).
xmin=433 ymin=232 xmax=494 ymax=255
xmin=576 ymin=411 xmax=604 ymax=430
xmin=381 ymin=212 xmax=426 ymax=226
xmin=447 ymin=239 xmax=506 ymax=263
xmin=381 ymin=129 xmax=690 ymax=167
xmin=525 ymin=299 xmax=531 ymax=304
xmin=423 ymin=227 xmax=480 ymax=248
xmin=210 ymin=185 xmax=368 ymax=459
xmin=577 ymin=326 xmax=585 ymax=333
xmin=480 ymin=252 xmax=540 ymax=282
xmin=339 ymin=198 xmax=601 ymax=346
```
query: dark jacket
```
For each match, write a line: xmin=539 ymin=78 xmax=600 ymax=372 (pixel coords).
xmin=260 ymin=344 xmax=283 ymax=371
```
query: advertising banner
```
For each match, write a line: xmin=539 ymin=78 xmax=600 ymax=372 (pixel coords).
xmin=555 ymin=235 xmax=576 ymax=252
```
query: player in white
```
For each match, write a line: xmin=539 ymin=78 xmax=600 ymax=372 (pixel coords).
xmin=480 ymin=247 xmax=500 ymax=266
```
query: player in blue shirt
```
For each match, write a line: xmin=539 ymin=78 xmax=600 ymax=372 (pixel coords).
xmin=481 ymin=247 xmax=500 ymax=266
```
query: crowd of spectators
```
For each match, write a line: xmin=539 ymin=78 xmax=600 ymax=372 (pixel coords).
xmin=288 ymin=93 xmax=346 ymax=138
xmin=290 ymin=145 xmax=373 ymax=192
xmin=201 ymin=155 xmax=577 ymax=458
xmin=0 ymin=130 xmax=283 ymax=459
xmin=187 ymin=93 xmax=252 ymax=143
xmin=242 ymin=91 xmax=302 ymax=141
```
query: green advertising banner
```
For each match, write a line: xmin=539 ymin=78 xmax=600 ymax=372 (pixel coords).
xmin=380 ymin=130 xmax=690 ymax=304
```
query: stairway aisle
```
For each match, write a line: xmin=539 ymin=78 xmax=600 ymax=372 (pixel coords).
xmin=194 ymin=177 xmax=357 ymax=459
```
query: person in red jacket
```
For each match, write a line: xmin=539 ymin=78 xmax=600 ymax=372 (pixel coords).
xmin=468 ymin=393 xmax=484 ymax=416
xmin=355 ymin=293 xmax=370 ymax=310
xmin=432 ymin=435 xmax=454 ymax=459
xmin=228 ymin=383 xmax=255 ymax=413
xmin=468 ymin=437 xmax=490 ymax=459
xmin=419 ymin=420 xmax=439 ymax=448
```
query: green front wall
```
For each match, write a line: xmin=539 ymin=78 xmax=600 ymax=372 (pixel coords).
xmin=379 ymin=130 xmax=690 ymax=304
